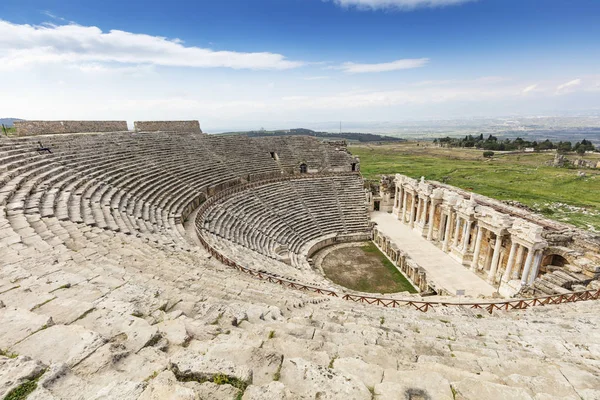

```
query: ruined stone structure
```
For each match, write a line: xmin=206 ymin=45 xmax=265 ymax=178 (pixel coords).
xmin=134 ymin=120 xmax=203 ymax=134
xmin=550 ymin=153 xmax=600 ymax=169
xmin=389 ymin=174 xmax=600 ymax=297
xmin=373 ymin=229 xmax=428 ymax=292
xmin=14 ymin=120 xmax=128 ymax=136
xmin=1 ymin=129 xmax=600 ymax=399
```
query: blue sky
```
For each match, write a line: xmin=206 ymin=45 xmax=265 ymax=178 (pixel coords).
xmin=1 ymin=0 xmax=599 ymax=131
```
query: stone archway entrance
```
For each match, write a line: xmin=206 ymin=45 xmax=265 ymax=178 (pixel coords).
xmin=542 ymin=254 xmax=569 ymax=268
xmin=539 ymin=253 xmax=571 ymax=277
xmin=374 ymin=200 xmax=381 ymax=211
xmin=300 ymin=163 xmax=307 ymax=173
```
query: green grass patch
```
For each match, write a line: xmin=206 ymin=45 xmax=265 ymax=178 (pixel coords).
xmin=321 ymin=242 xmax=417 ymax=294
xmin=0 ymin=349 xmax=18 ymax=358
xmin=4 ymin=380 xmax=38 ymax=400
xmin=361 ymin=242 xmax=417 ymax=293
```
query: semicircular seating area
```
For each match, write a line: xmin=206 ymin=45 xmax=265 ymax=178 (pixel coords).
xmin=1 ymin=131 xmax=600 ymax=399
xmin=0 ymin=132 xmax=357 ymax=252
xmin=198 ymin=175 xmax=370 ymax=279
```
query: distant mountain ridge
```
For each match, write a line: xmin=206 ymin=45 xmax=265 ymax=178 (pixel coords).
xmin=0 ymin=118 xmax=23 ymax=127
xmin=220 ymin=128 xmax=404 ymax=143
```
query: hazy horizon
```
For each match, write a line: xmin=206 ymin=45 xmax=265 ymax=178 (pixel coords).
xmin=1 ymin=0 xmax=599 ymax=130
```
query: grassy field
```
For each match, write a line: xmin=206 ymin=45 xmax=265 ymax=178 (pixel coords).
xmin=1 ymin=126 xmax=16 ymax=136
xmin=350 ymin=142 xmax=600 ymax=231
xmin=321 ymin=242 xmax=417 ymax=294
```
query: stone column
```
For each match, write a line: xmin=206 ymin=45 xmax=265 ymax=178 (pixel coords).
xmin=501 ymin=242 xmax=519 ymax=282
xmin=452 ymin=216 xmax=462 ymax=248
xmin=512 ymin=245 xmax=525 ymax=280
xmin=401 ymin=190 xmax=408 ymax=222
xmin=409 ymin=195 xmax=417 ymax=228
xmin=415 ymin=197 xmax=422 ymax=226
xmin=438 ymin=214 xmax=446 ymax=241
xmin=421 ymin=198 xmax=430 ymax=224
xmin=427 ymin=202 xmax=436 ymax=241
xmin=520 ymin=247 xmax=535 ymax=285
xmin=470 ymin=227 xmax=484 ymax=271
xmin=527 ymin=250 xmax=544 ymax=284
xmin=442 ymin=213 xmax=452 ymax=252
xmin=487 ymin=234 xmax=504 ymax=283
xmin=461 ymin=220 xmax=472 ymax=252
xmin=395 ymin=186 xmax=401 ymax=208
xmin=483 ymin=245 xmax=493 ymax=271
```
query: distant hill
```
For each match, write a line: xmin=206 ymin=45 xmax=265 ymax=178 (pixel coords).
xmin=0 ymin=118 xmax=23 ymax=127
xmin=220 ymin=128 xmax=404 ymax=143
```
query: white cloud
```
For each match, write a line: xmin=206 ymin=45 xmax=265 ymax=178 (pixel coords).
xmin=556 ymin=79 xmax=581 ymax=93
xmin=337 ymin=58 xmax=429 ymax=73
xmin=522 ymin=84 xmax=538 ymax=94
xmin=331 ymin=0 xmax=476 ymax=11
xmin=303 ymin=76 xmax=331 ymax=80
xmin=0 ymin=20 xmax=303 ymax=71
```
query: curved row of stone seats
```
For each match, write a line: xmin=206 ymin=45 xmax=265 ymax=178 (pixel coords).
xmin=5 ymin=133 xmax=599 ymax=399
xmin=1 ymin=133 xmax=356 ymax=252
xmin=201 ymin=175 xmax=370 ymax=263
xmin=2 ymin=178 xmax=600 ymax=399
xmin=1 ymin=220 xmax=599 ymax=399
xmin=0 ymin=137 xmax=185 ymax=249
xmin=205 ymin=135 xmax=282 ymax=179
xmin=253 ymin=136 xmax=339 ymax=172
xmin=3 ymin=137 xmax=227 ymax=247
xmin=203 ymin=233 xmax=332 ymax=287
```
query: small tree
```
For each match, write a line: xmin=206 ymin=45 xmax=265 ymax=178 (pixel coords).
xmin=483 ymin=151 xmax=494 ymax=158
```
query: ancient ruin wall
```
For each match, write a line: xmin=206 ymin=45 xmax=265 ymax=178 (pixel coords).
xmin=14 ymin=121 xmax=128 ymax=136
xmin=134 ymin=120 xmax=202 ymax=133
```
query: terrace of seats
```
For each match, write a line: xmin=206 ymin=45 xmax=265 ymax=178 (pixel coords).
xmin=1 ymin=131 xmax=599 ymax=399
xmin=0 ymin=132 xmax=356 ymax=252
xmin=2 ymin=222 xmax=599 ymax=399
xmin=199 ymin=175 xmax=370 ymax=278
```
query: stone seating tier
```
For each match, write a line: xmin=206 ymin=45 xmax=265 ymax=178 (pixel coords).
xmin=1 ymin=132 xmax=599 ymax=399
xmin=199 ymin=175 xmax=370 ymax=265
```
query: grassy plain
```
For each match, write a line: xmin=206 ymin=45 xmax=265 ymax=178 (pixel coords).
xmin=350 ymin=142 xmax=600 ymax=231
xmin=321 ymin=242 xmax=417 ymax=294
xmin=2 ymin=126 xmax=16 ymax=136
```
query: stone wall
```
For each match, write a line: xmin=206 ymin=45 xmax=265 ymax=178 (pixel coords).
xmin=373 ymin=228 xmax=427 ymax=293
xmin=14 ymin=121 xmax=128 ymax=136
xmin=134 ymin=120 xmax=202 ymax=133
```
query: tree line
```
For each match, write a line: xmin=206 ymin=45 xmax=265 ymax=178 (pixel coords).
xmin=433 ymin=134 xmax=597 ymax=154
xmin=244 ymin=128 xmax=404 ymax=143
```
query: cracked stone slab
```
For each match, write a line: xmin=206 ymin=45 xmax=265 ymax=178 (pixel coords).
xmin=34 ymin=297 xmax=95 ymax=325
xmin=279 ymin=358 xmax=371 ymax=400
xmin=12 ymin=324 xmax=106 ymax=368
xmin=75 ymin=308 xmax=159 ymax=353
xmin=0 ymin=355 xmax=47 ymax=398
xmin=0 ymin=306 xmax=53 ymax=348
xmin=452 ymin=377 xmax=534 ymax=400
xmin=138 ymin=371 xmax=196 ymax=400
xmin=169 ymin=350 xmax=253 ymax=385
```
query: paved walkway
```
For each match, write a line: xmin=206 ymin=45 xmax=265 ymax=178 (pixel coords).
xmin=371 ymin=211 xmax=497 ymax=297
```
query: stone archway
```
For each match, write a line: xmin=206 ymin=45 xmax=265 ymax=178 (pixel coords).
xmin=542 ymin=253 xmax=569 ymax=268
xmin=540 ymin=248 xmax=576 ymax=276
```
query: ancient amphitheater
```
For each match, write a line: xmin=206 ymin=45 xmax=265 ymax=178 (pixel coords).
xmin=1 ymin=120 xmax=600 ymax=400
